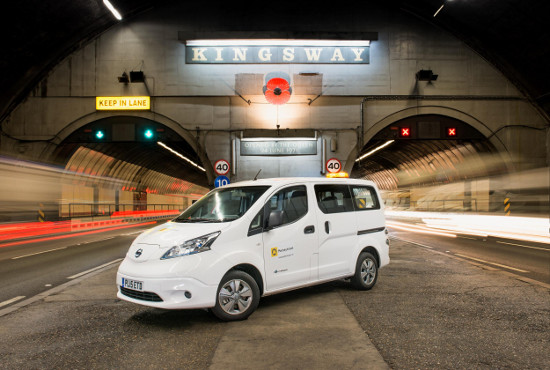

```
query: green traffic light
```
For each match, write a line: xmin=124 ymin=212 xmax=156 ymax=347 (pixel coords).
xmin=144 ymin=129 xmax=154 ymax=139
xmin=95 ymin=130 xmax=105 ymax=139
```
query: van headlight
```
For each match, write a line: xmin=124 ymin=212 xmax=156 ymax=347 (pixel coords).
xmin=161 ymin=231 xmax=221 ymax=260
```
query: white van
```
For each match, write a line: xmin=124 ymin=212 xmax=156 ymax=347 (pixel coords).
xmin=117 ymin=177 xmax=389 ymax=321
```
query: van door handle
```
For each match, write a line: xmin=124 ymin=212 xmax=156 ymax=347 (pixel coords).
xmin=304 ymin=225 xmax=315 ymax=234
xmin=325 ymin=221 xmax=330 ymax=234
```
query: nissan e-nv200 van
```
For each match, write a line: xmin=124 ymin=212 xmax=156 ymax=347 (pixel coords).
xmin=117 ymin=177 xmax=389 ymax=321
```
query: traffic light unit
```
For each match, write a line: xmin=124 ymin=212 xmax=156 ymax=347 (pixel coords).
xmin=81 ymin=125 xmax=167 ymax=142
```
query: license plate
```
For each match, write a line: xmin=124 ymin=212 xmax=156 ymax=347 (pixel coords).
xmin=122 ymin=278 xmax=143 ymax=291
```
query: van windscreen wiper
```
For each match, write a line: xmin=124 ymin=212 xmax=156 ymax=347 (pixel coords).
xmin=188 ymin=218 xmax=222 ymax=223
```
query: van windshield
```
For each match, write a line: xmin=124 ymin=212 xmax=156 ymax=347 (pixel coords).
xmin=173 ymin=186 xmax=270 ymax=223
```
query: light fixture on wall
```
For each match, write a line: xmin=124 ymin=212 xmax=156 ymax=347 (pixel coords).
xmin=118 ymin=71 xmax=145 ymax=83
xmin=118 ymin=72 xmax=129 ymax=83
xmin=355 ymin=140 xmax=395 ymax=162
xmin=130 ymin=71 xmax=145 ymax=83
xmin=434 ymin=0 xmax=454 ymax=18
xmin=157 ymin=142 xmax=206 ymax=172
xmin=103 ymin=0 xmax=122 ymax=20
xmin=416 ymin=69 xmax=438 ymax=82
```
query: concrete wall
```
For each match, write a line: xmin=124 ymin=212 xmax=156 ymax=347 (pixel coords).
xmin=1 ymin=3 xmax=547 ymax=185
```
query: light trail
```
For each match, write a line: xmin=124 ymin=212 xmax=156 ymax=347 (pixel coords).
xmin=67 ymin=258 xmax=123 ymax=279
xmin=385 ymin=211 xmax=550 ymax=244
xmin=0 ymin=221 xmax=156 ymax=248
xmin=386 ymin=221 xmax=457 ymax=238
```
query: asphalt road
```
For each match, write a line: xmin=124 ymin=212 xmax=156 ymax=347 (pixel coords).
xmin=0 ymin=220 xmax=549 ymax=368
xmin=387 ymin=224 xmax=550 ymax=286
xmin=0 ymin=222 xmax=159 ymax=306
xmin=340 ymin=236 xmax=550 ymax=369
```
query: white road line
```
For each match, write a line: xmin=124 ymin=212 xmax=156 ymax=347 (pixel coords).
xmin=0 ymin=259 xmax=121 ymax=318
xmin=454 ymin=253 xmax=529 ymax=273
xmin=390 ymin=237 xmax=433 ymax=249
xmin=10 ymin=235 xmax=119 ymax=260
xmin=67 ymin=258 xmax=123 ymax=279
xmin=123 ymin=230 xmax=144 ymax=236
xmin=393 ymin=237 xmax=549 ymax=289
xmin=458 ymin=236 xmax=478 ymax=241
xmin=0 ymin=296 xmax=26 ymax=308
xmin=496 ymin=241 xmax=550 ymax=252
xmin=12 ymin=246 xmax=67 ymax=260
xmin=84 ymin=236 xmax=116 ymax=244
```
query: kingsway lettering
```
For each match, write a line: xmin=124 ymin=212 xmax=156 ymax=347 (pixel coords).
xmin=185 ymin=46 xmax=369 ymax=64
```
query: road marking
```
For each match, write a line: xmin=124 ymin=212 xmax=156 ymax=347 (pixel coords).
xmin=123 ymin=230 xmax=144 ymax=236
xmin=392 ymin=237 xmax=549 ymax=289
xmin=496 ymin=241 xmax=550 ymax=252
xmin=10 ymin=235 xmax=118 ymax=260
xmin=390 ymin=237 xmax=433 ymax=249
xmin=454 ymin=254 xmax=529 ymax=273
xmin=458 ymin=236 xmax=478 ymax=241
xmin=12 ymin=246 xmax=67 ymax=260
xmin=67 ymin=258 xmax=123 ymax=279
xmin=0 ymin=259 xmax=122 ymax=318
xmin=0 ymin=296 xmax=26 ymax=308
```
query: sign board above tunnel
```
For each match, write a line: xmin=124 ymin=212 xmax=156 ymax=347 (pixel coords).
xmin=96 ymin=96 xmax=150 ymax=111
xmin=241 ymin=140 xmax=317 ymax=156
xmin=184 ymin=40 xmax=370 ymax=64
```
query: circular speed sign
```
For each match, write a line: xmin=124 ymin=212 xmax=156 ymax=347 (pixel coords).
xmin=326 ymin=158 xmax=342 ymax=173
xmin=214 ymin=159 xmax=230 ymax=176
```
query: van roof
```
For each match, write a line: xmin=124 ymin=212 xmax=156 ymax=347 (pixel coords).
xmin=224 ymin=177 xmax=378 ymax=189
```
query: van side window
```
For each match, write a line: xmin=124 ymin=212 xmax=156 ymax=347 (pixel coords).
xmin=269 ymin=185 xmax=308 ymax=226
xmin=248 ymin=210 xmax=263 ymax=236
xmin=314 ymin=184 xmax=354 ymax=214
xmin=351 ymin=186 xmax=380 ymax=210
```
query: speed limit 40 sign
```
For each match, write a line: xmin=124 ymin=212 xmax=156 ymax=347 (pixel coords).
xmin=326 ymin=158 xmax=342 ymax=173
xmin=214 ymin=159 xmax=230 ymax=176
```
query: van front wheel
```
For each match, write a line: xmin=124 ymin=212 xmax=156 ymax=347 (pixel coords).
xmin=351 ymin=252 xmax=378 ymax=290
xmin=211 ymin=270 xmax=260 ymax=321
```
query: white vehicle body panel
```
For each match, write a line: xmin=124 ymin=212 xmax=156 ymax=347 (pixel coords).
xmin=117 ymin=177 xmax=390 ymax=310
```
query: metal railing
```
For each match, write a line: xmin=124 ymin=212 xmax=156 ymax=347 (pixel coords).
xmin=62 ymin=203 xmax=184 ymax=220
xmin=408 ymin=199 xmax=479 ymax=212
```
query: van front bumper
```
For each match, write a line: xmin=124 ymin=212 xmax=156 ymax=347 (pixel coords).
xmin=117 ymin=271 xmax=218 ymax=309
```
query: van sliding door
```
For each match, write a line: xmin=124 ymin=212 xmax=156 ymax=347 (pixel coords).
xmin=314 ymin=184 xmax=358 ymax=279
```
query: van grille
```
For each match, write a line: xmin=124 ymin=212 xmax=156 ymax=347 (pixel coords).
xmin=120 ymin=287 xmax=163 ymax=302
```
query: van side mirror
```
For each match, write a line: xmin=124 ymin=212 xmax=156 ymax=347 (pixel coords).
xmin=266 ymin=210 xmax=284 ymax=230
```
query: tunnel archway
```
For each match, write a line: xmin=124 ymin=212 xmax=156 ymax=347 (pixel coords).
xmin=352 ymin=114 xmax=508 ymax=212
xmin=352 ymin=114 xmax=506 ymax=188
xmin=50 ymin=116 xmax=210 ymax=217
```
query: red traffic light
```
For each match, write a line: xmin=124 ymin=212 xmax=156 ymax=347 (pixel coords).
xmin=400 ymin=127 xmax=410 ymax=137
xmin=447 ymin=127 xmax=457 ymax=137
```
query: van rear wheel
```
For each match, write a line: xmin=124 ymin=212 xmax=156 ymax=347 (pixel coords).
xmin=351 ymin=252 xmax=378 ymax=290
xmin=211 ymin=270 xmax=260 ymax=321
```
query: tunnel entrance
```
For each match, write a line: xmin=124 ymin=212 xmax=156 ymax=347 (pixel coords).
xmin=352 ymin=114 xmax=508 ymax=213
xmin=52 ymin=116 xmax=209 ymax=219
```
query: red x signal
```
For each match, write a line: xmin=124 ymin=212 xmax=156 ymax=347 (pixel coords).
xmin=447 ymin=127 xmax=457 ymax=137
xmin=400 ymin=127 xmax=410 ymax=137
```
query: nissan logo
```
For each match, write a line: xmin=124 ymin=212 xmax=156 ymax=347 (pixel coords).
xmin=135 ymin=248 xmax=143 ymax=258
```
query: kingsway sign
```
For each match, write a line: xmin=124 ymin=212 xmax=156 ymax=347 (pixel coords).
xmin=185 ymin=46 xmax=370 ymax=64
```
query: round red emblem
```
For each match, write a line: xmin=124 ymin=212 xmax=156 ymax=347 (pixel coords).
xmin=264 ymin=77 xmax=291 ymax=105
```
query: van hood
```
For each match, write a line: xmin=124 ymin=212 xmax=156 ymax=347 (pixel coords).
xmin=133 ymin=221 xmax=232 ymax=248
